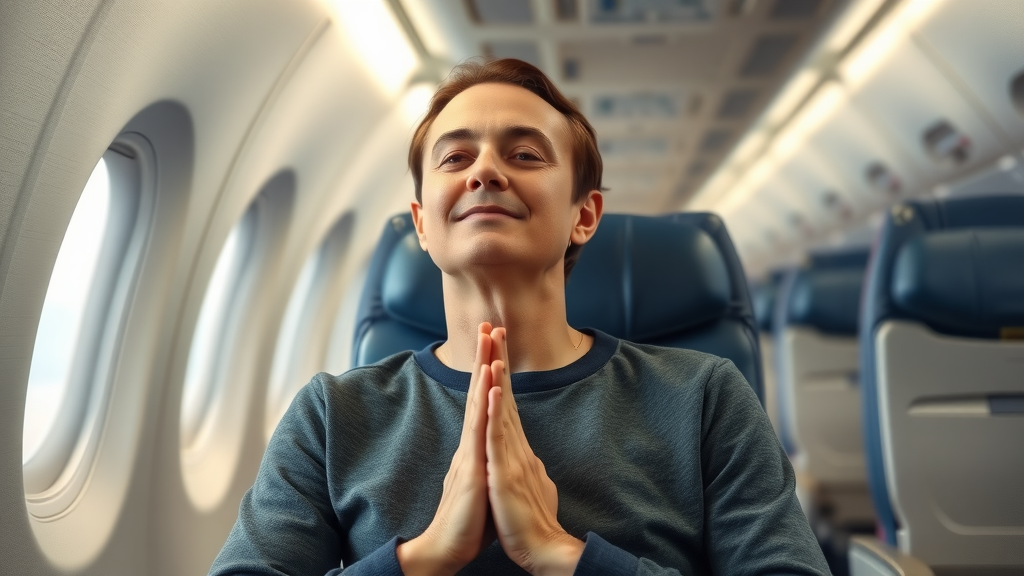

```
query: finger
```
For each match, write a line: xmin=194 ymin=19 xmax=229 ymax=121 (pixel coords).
xmin=491 ymin=360 xmax=531 ymax=464
xmin=469 ymin=364 xmax=491 ymax=460
xmin=486 ymin=385 xmax=508 ymax=474
xmin=489 ymin=326 xmax=508 ymax=375
xmin=490 ymin=352 xmax=526 ymax=445
xmin=492 ymin=330 xmax=522 ymax=417
xmin=463 ymin=328 xmax=492 ymax=428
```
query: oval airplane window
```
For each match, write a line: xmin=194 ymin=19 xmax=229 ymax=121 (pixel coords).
xmin=180 ymin=204 xmax=257 ymax=450
xmin=23 ymin=158 xmax=110 ymax=466
xmin=180 ymin=170 xmax=295 ymax=511
xmin=265 ymin=212 xmax=355 ymax=440
xmin=23 ymin=139 xmax=151 ymax=515
xmin=265 ymin=247 xmax=319 ymax=438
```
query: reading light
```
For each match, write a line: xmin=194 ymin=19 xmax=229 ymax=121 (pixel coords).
xmin=400 ymin=82 xmax=434 ymax=128
xmin=717 ymin=157 xmax=776 ymax=214
xmin=771 ymin=82 xmax=846 ymax=163
xmin=327 ymin=0 xmax=419 ymax=98
xmin=840 ymin=0 xmax=945 ymax=90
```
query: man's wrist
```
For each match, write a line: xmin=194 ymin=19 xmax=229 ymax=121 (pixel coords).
xmin=529 ymin=532 xmax=585 ymax=576
xmin=396 ymin=533 xmax=457 ymax=576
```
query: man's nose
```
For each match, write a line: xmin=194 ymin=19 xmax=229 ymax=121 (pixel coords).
xmin=466 ymin=151 xmax=508 ymax=192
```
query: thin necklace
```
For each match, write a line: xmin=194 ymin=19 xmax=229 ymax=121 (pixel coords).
xmin=572 ymin=329 xmax=583 ymax=350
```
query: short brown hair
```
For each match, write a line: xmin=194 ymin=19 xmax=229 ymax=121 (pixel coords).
xmin=408 ymin=58 xmax=603 ymax=278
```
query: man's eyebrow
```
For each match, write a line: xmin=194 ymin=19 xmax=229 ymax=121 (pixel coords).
xmin=503 ymin=125 xmax=556 ymax=156
xmin=430 ymin=125 xmax=557 ymax=159
xmin=431 ymin=128 xmax=479 ymax=159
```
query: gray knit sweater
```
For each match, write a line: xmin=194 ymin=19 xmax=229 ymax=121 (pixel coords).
xmin=210 ymin=330 xmax=829 ymax=575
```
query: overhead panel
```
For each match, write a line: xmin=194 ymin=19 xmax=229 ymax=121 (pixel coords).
xmin=914 ymin=0 xmax=1024 ymax=147
xmin=599 ymin=136 xmax=671 ymax=158
xmin=770 ymin=0 xmax=823 ymax=20
xmin=847 ymin=36 xmax=1005 ymax=186
xmin=805 ymin=102 xmax=923 ymax=210
xmin=423 ymin=0 xmax=838 ymax=212
xmin=592 ymin=92 xmax=681 ymax=119
xmin=717 ymin=88 xmax=760 ymax=119
xmin=777 ymin=150 xmax=861 ymax=224
xmin=560 ymin=36 xmax=726 ymax=84
xmin=468 ymin=0 xmax=533 ymax=23
xmin=587 ymin=0 xmax=714 ymax=23
xmin=700 ymin=128 xmax=734 ymax=153
xmin=485 ymin=40 xmax=542 ymax=67
xmin=740 ymin=34 xmax=799 ymax=77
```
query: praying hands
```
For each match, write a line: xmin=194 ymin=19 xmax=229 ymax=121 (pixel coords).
xmin=397 ymin=322 xmax=584 ymax=576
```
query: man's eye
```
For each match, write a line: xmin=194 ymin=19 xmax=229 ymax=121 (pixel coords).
xmin=514 ymin=152 xmax=539 ymax=161
xmin=443 ymin=154 xmax=467 ymax=165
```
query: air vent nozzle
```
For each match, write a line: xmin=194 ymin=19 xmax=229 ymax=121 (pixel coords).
xmin=1010 ymin=69 xmax=1024 ymax=118
xmin=922 ymin=119 xmax=970 ymax=166
xmin=788 ymin=213 xmax=814 ymax=236
xmin=865 ymin=162 xmax=902 ymax=196
xmin=821 ymin=190 xmax=853 ymax=220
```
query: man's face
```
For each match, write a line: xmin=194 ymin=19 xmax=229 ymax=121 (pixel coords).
xmin=412 ymin=82 xmax=581 ymax=278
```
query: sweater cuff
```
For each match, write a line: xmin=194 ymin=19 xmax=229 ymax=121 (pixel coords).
xmin=573 ymin=532 xmax=639 ymax=576
xmin=325 ymin=536 xmax=403 ymax=576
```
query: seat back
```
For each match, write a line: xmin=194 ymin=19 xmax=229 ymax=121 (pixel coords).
xmin=564 ymin=212 xmax=762 ymax=402
xmin=860 ymin=195 xmax=1024 ymax=569
xmin=352 ymin=212 xmax=762 ymax=402
xmin=752 ymin=272 xmax=785 ymax=437
xmin=776 ymin=250 xmax=869 ymax=487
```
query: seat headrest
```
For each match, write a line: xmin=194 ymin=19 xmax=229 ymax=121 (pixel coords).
xmin=565 ymin=214 xmax=731 ymax=341
xmin=809 ymin=249 xmax=870 ymax=269
xmin=752 ymin=283 xmax=776 ymax=333
xmin=355 ymin=212 xmax=758 ymax=389
xmin=752 ymin=270 xmax=787 ymax=333
xmin=785 ymin=250 xmax=869 ymax=336
xmin=892 ymin=229 xmax=1024 ymax=337
xmin=381 ymin=231 xmax=445 ymax=336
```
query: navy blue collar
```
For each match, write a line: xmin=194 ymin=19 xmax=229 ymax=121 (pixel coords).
xmin=413 ymin=329 xmax=618 ymax=394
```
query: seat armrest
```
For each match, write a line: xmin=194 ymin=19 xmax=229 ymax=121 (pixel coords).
xmin=849 ymin=536 xmax=934 ymax=576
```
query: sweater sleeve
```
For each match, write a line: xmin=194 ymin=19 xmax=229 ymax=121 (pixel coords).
xmin=699 ymin=359 xmax=831 ymax=575
xmin=573 ymin=532 xmax=684 ymax=576
xmin=208 ymin=378 xmax=402 ymax=576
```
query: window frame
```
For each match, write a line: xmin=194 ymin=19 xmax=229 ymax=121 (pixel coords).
xmin=264 ymin=212 xmax=355 ymax=439
xmin=23 ymin=133 xmax=156 ymax=519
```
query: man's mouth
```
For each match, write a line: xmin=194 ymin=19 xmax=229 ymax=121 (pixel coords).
xmin=456 ymin=205 xmax=522 ymax=220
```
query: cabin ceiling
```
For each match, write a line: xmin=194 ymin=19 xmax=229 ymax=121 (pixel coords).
xmin=400 ymin=0 xmax=840 ymax=214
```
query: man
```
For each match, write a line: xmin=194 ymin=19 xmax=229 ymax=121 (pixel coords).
xmin=211 ymin=59 xmax=830 ymax=575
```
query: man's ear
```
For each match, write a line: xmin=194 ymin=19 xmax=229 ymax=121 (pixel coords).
xmin=569 ymin=190 xmax=603 ymax=246
xmin=410 ymin=201 xmax=428 ymax=251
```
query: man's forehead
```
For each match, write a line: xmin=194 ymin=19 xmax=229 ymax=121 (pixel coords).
xmin=427 ymin=83 xmax=570 ymax=145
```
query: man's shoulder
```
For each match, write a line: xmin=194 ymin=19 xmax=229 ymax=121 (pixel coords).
xmin=613 ymin=338 xmax=727 ymax=374
xmin=307 ymin=351 xmax=423 ymax=400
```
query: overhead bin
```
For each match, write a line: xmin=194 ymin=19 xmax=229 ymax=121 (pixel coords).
xmin=843 ymin=34 xmax=1006 ymax=189
xmin=914 ymin=0 xmax=1024 ymax=148
xmin=776 ymin=149 xmax=863 ymax=226
xmin=805 ymin=101 xmax=923 ymax=210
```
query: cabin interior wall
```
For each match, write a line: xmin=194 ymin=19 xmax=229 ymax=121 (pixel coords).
xmin=0 ymin=0 xmax=418 ymax=574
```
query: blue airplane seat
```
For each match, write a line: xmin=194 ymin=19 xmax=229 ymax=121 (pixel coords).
xmin=774 ymin=249 xmax=874 ymax=530
xmin=752 ymin=270 xmax=786 ymax=334
xmin=352 ymin=212 xmax=763 ymax=404
xmin=352 ymin=214 xmax=446 ymax=366
xmin=751 ymin=271 xmax=787 ymax=440
xmin=563 ymin=212 xmax=762 ymax=404
xmin=852 ymin=195 xmax=1024 ymax=574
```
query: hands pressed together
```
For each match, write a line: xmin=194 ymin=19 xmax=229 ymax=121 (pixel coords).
xmin=396 ymin=322 xmax=584 ymax=576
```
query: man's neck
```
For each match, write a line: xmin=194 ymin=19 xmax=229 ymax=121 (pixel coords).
xmin=437 ymin=266 xmax=589 ymax=374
